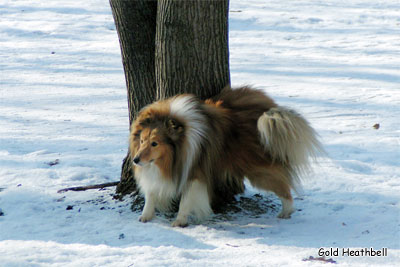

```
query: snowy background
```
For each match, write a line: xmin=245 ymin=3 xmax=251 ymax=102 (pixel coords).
xmin=1 ymin=0 xmax=399 ymax=266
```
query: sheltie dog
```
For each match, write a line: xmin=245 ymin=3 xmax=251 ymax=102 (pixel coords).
xmin=129 ymin=86 xmax=323 ymax=227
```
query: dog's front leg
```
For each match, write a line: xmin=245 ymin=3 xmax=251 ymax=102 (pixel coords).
xmin=139 ymin=192 xmax=155 ymax=223
xmin=172 ymin=180 xmax=212 ymax=227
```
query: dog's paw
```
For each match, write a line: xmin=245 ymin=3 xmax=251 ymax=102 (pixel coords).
xmin=277 ymin=212 xmax=291 ymax=219
xmin=277 ymin=209 xmax=294 ymax=219
xmin=171 ymin=218 xmax=189 ymax=228
xmin=139 ymin=214 xmax=154 ymax=223
xmin=277 ymin=198 xmax=295 ymax=219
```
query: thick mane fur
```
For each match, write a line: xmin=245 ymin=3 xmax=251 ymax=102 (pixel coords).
xmin=168 ymin=95 xmax=209 ymax=193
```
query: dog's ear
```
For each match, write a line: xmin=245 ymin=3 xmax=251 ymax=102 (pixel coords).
xmin=145 ymin=118 xmax=151 ymax=124
xmin=167 ymin=119 xmax=184 ymax=137
xmin=167 ymin=119 xmax=176 ymax=128
xmin=139 ymin=117 xmax=152 ymax=127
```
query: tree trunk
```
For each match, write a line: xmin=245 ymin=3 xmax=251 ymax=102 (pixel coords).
xmin=110 ymin=0 xmax=231 ymax=199
xmin=156 ymin=0 xmax=230 ymax=99
xmin=110 ymin=0 xmax=157 ymax=124
xmin=110 ymin=0 xmax=157 ymax=196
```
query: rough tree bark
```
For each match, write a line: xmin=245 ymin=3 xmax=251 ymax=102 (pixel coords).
xmin=110 ymin=0 xmax=158 ymax=196
xmin=155 ymin=0 xmax=230 ymax=99
xmin=110 ymin=0 xmax=231 ymax=200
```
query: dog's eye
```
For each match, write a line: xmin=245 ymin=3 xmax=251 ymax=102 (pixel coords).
xmin=151 ymin=142 xmax=158 ymax=147
xmin=133 ymin=130 xmax=141 ymax=138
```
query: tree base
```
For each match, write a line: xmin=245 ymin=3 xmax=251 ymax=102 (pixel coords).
xmin=114 ymin=152 xmax=140 ymax=200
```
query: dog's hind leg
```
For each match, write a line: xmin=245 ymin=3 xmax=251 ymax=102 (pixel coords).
xmin=172 ymin=179 xmax=212 ymax=227
xmin=246 ymin=165 xmax=295 ymax=219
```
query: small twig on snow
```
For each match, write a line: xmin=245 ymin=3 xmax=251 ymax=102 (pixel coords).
xmin=57 ymin=181 xmax=119 ymax=193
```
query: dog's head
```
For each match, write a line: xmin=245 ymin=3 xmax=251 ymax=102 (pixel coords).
xmin=130 ymin=110 xmax=185 ymax=179
xmin=131 ymin=127 xmax=165 ymax=166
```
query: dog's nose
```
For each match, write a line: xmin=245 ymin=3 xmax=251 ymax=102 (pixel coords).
xmin=133 ymin=157 xmax=140 ymax=165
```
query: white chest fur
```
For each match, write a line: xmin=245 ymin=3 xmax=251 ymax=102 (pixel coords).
xmin=135 ymin=163 xmax=177 ymax=211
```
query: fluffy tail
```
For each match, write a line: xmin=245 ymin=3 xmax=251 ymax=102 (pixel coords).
xmin=257 ymin=107 xmax=324 ymax=186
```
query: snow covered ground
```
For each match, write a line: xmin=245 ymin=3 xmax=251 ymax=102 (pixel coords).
xmin=1 ymin=0 xmax=399 ymax=266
